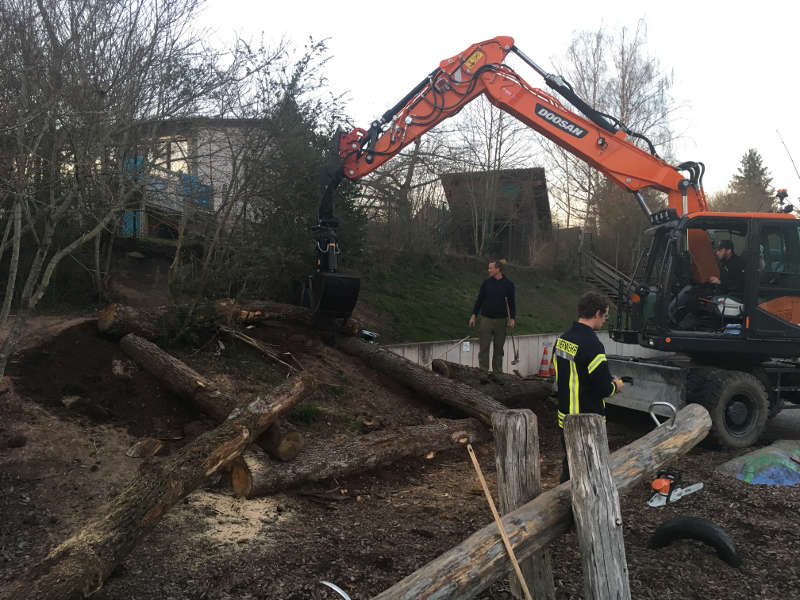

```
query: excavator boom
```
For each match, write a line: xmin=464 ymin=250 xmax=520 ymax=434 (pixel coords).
xmin=334 ymin=35 xmax=708 ymax=217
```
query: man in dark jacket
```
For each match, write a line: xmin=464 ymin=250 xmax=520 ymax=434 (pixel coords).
xmin=709 ymin=239 xmax=746 ymax=293
xmin=554 ymin=291 xmax=623 ymax=482
xmin=469 ymin=259 xmax=515 ymax=383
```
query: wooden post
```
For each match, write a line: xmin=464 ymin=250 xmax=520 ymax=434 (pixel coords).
xmin=492 ymin=410 xmax=555 ymax=600
xmin=564 ymin=414 xmax=631 ymax=600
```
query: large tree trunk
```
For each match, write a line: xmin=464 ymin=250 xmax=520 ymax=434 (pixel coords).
xmin=6 ymin=374 xmax=312 ymax=600
xmin=97 ymin=303 xmax=167 ymax=340
xmin=120 ymin=333 xmax=302 ymax=461
xmin=336 ymin=337 xmax=507 ymax=425
xmin=99 ymin=301 xmax=363 ymax=341
xmin=431 ymin=359 xmax=554 ymax=405
xmin=371 ymin=403 xmax=712 ymax=600
xmin=120 ymin=333 xmax=236 ymax=420
xmin=231 ymin=418 xmax=490 ymax=498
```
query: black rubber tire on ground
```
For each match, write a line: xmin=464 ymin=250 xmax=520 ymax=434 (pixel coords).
xmin=648 ymin=516 xmax=741 ymax=567
xmin=692 ymin=369 xmax=768 ymax=448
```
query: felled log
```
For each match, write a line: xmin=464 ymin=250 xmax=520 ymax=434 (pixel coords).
xmin=7 ymin=374 xmax=311 ymax=600
xmin=222 ymin=299 xmax=366 ymax=336
xmin=230 ymin=418 xmax=490 ymax=498
xmin=261 ymin=422 xmax=305 ymax=462
xmin=99 ymin=300 xmax=364 ymax=341
xmin=336 ymin=337 xmax=507 ymax=425
xmin=97 ymin=303 xmax=167 ymax=340
xmin=120 ymin=333 xmax=302 ymax=461
xmin=431 ymin=359 xmax=554 ymax=405
xmin=97 ymin=301 xmax=227 ymax=340
xmin=371 ymin=403 xmax=712 ymax=600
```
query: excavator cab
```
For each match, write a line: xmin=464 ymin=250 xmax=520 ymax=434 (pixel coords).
xmin=615 ymin=212 xmax=800 ymax=360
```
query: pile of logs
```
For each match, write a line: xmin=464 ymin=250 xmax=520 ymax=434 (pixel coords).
xmin=8 ymin=301 xmax=713 ymax=600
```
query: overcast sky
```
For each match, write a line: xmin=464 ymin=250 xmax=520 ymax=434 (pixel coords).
xmin=199 ymin=0 xmax=800 ymax=200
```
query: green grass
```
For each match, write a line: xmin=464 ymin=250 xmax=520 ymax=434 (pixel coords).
xmin=354 ymin=252 xmax=588 ymax=343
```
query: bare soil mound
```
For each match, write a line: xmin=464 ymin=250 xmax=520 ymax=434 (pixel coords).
xmin=1 ymin=320 xmax=799 ymax=599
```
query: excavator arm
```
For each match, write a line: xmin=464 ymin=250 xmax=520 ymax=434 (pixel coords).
xmin=327 ymin=35 xmax=707 ymax=218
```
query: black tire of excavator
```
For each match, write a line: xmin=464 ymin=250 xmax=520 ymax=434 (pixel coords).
xmin=648 ymin=516 xmax=741 ymax=568
xmin=689 ymin=368 xmax=768 ymax=449
xmin=750 ymin=366 xmax=784 ymax=420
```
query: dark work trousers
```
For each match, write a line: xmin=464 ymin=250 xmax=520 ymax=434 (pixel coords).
xmin=478 ymin=316 xmax=507 ymax=374
xmin=560 ymin=430 xmax=569 ymax=483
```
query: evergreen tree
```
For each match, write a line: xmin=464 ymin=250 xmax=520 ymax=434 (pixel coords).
xmin=712 ymin=149 xmax=775 ymax=212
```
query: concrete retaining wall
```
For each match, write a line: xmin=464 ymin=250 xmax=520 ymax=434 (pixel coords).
xmin=387 ymin=331 xmax=672 ymax=376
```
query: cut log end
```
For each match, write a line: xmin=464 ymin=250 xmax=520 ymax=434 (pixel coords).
xmin=97 ymin=303 xmax=120 ymax=333
xmin=431 ymin=359 xmax=451 ymax=378
xmin=230 ymin=456 xmax=254 ymax=497
xmin=274 ymin=432 xmax=304 ymax=462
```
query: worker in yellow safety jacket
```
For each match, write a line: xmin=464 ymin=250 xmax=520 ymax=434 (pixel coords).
xmin=554 ymin=291 xmax=623 ymax=483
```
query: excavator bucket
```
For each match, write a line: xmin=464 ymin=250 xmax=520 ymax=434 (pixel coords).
xmin=310 ymin=271 xmax=360 ymax=321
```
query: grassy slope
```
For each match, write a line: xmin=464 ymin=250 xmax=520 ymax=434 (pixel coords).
xmin=353 ymin=252 xmax=588 ymax=343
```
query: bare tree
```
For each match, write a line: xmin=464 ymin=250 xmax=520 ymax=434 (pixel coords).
xmin=358 ymin=131 xmax=452 ymax=252
xmin=540 ymin=21 xmax=676 ymax=247
xmin=0 ymin=0 xmax=266 ymax=375
xmin=445 ymin=98 xmax=537 ymax=256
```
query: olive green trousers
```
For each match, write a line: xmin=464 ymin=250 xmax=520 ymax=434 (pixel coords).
xmin=478 ymin=316 xmax=507 ymax=374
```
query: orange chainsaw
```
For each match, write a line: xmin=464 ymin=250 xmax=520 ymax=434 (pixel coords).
xmin=647 ymin=470 xmax=704 ymax=508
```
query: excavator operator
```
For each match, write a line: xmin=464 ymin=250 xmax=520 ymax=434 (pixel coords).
xmin=709 ymin=239 xmax=746 ymax=293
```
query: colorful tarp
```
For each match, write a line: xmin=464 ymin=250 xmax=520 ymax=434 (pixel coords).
xmin=717 ymin=440 xmax=800 ymax=486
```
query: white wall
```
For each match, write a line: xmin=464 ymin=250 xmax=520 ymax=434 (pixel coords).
xmin=387 ymin=331 xmax=672 ymax=375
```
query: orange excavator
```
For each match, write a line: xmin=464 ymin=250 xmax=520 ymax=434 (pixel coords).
xmin=311 ymin=35 xmax=800 ymax=447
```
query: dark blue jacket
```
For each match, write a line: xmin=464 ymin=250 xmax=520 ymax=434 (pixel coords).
xmin=472 ymin=277 xmax=515 ymax=319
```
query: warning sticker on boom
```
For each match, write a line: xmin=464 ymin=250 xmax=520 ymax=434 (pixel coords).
xmin=464 ymin=51 xmax=484 ymax=71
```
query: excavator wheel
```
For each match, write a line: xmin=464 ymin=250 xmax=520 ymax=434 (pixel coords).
xmin=689 ymin=368 xmax=768 ymax=449
xmin=751 ymin=367 xmax=784 ymax=420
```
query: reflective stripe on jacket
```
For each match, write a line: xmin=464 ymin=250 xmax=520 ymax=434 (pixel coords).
xmin=554 ymin=321 xmax=616 ymax=428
